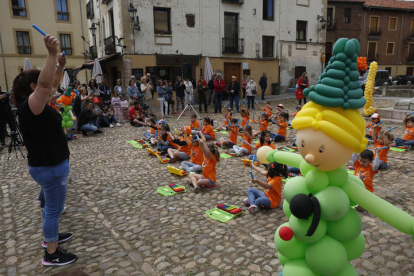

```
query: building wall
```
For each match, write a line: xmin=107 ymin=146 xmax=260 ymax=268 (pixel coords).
xmin=0 ymin=0 xmax=89 ymax=89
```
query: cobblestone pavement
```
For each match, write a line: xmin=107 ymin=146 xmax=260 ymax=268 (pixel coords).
xmin=0 ymin=96 xmax=414 ymax=276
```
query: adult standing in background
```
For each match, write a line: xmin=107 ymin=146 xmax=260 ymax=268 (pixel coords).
xmin=157 ymin=79 xmax=168 ymax=118
xmin=242 ymin=74 xmax=248 ymax=99
xmin=259 ymin=72 xmax=267 ymax=100
xmin=214 ymin=73 xmax=225 ymax=113
xmin=114 ymin=79 xmax=126 ymax=99
xmin=13 ymin=35 xmax=77 ymax=266
xmin=246 ymin=77 xmax=258 ymax=110
xmin=175 ymin=76 xmax=186 ymax=115
xmin=141 ymin=76 xmax=154 ymax=115
xmin=165 ymin=80 xmax=175 ymax=115
xmin=127 ymin=79 xmax=140 ymax=102
xmin=207 ymin=74 xmax=216 ymax=106
xmin=295 ymin=71 xmax=309 ymax=105
xmin=98 ymin=79 xmax=111 ymax=107
xmin=197 ymin=75 xmax=208 ymax=113
xmin=228 ymin=76 xmax=240 ymax=113
xmin=184 ymin=78 xmax=193 ymax=106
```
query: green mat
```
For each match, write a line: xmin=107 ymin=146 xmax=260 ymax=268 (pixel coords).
xmin=281 ymin=147 xmax=296 ymax=152
xmin=214 ymin=129 xmax=218 ymax=132
xmin=219 ymin=131 xmax=229 ymax=135
xmin=390 ymin=147 xmax=407 ymax=152
xmin=157 ymin=184 xmax=187 ymax=196
xmin=347 ymin=169 xmax=355 ymax=175
xmin=205 ymin=204 xmax=244 ymax=223
xmin=127 ymin=140 xmax=138 ymax=144
xmin=253 ymin=140 xmax=260 ymax=145
xmin=220 ymin=153 xmax=233 ymax=159
xmin=132 ymin=143 xmax=143 ymax=149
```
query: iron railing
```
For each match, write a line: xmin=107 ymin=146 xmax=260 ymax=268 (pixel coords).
xmin=222 ymin=0 xmax=244 ymax=4
xmin=222 ymin=38 xmax=244 ymax=54
xmin=368 ymin=28 xmax=382 ymax=36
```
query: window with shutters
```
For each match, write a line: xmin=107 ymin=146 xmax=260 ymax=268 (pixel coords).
xmin=262 ymin=36 xmax=274 ymax=58
xmin=389 ymin=17 xmax=397 ymax=31
xmin=344 ymin=8 xmax=351 ymax=23
xmin=186 ymin=14 xmax=195 ymax=28
xmin=56 ymin=0 xmax=69 ymax=21
xmin=296 ymin=21 xmax=307 ymax=41
xmin=11 ymin=0 xmax=27 ymax=17
xmin=60 ymin=34 xmax=72 ymax=56
xmin=386 ymin=42 xmax=395 ymax=55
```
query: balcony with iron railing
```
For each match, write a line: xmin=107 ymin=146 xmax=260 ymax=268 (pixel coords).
xmin=104 ymin=36 xmax=116 ymax=55
xmin=86 ymin=1 xmax=94 ymax=19
xmin=222 ymin=38 xmax=244 ymax=54
xmin=407 ymin=56 xmax=414 ymax=65
xmin=222 ymin=0 xmax=244 ymax=4
xmin=368 ymin=28 xmax=382 ymax=40
xmin=367 ymin=54 xmax=379 ymax=63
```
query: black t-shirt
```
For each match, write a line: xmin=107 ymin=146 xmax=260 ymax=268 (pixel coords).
xmin=17 ymin=98 xmax=70 ymax=167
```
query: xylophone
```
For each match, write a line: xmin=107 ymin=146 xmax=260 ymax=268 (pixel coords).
xmin=146 ymin=148 xmax=161 ymax=156
xmin=216 ymin=203 xmax=243 ymax=215
xmin=241 ymin=158 xmax=261 ymax=166
xmin=225 ymin=151 xmax=238 ymax=157
xmin=169 ymin=183 xmax=185 ymax=193
xmin=167 ymin=165 xmax=188 ymax=176
xmin=157 ymin=155 xmax=170 ymax=163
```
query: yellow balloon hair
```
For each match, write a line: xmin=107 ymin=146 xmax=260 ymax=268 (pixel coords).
xmin=292 ymin=102 xmax=368 ymax=153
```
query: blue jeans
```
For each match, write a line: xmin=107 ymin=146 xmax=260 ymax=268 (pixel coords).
xmin=365 ymin=134 xmax=373 ymax=140
xmin=249 ymin=154 xmax=258 ymax=162
xmin=271 ymin=133 xmax=285 ymax=142
xmin=182 ymin=161 xmax=202 ymax=173
xmin=29 ymin=159 xmax=69 ymax=242
xmin=299 ymin=97 xmax=307 ymax=105
xmin=208 ymin=90 xmax=214 ymax=105
xmin=261 ymin=87 xmax=266 ymax=100
xmin=158 ymin=143 xmax=173 ymax=151
xmin=214 ymin=92 xmax=222 ymax=113
xmin=288 ymin=166 xmax=300 ymax=174
xmin=395 ymin=137 xmax=414 ymax=147
xmin=204 ymin=134 xmax=214 ymax=140
xmin=247 ymin=188 xmax=271 ymax=208
xmin=247 ymin=96 xmax=255 ymax=109
xmin=379 ymin=161 xmax=387 ymax=170
xmin=172 ymin=149 xmax=190 ymax=160
xmin=143 ymin=132 xmax=155 ymax=141
xmin=81 ymin=119 xmax=99 ymax=133
xmin=101 ymin=116 xmax=118 ymax=126
xmin=229 ymin=95 xmax=240 ymax=112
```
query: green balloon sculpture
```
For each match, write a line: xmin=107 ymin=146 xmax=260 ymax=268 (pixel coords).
xmin=256 ymin=38 xmax=414 ymax=275
xmin=57 ymin=87 xmax=76 ymax=133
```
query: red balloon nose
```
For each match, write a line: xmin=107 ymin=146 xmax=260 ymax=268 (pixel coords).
xmin=279 ymin=226 xmax=294 ymax=241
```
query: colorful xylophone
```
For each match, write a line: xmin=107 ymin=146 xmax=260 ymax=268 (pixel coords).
xmin=167 ymin=165 xmax=189 ymax=176
xmin=241 ymin=158 xmax=261 ymax=166
xmin=169 ymin=183 xmax=185 ymax=193
xmin=217 ymin=203 xmax=243 ymax=215
xmin=157 ymin=155 xmax=170 ymax=163
xmin=146 ymin=148 xmax=161 ymax=156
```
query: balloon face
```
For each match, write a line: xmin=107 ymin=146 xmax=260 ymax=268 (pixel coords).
xmin=256 ymin=146 xmax=274 ymax=164
xmin=296 ymin=128 xmax=354 ymax=171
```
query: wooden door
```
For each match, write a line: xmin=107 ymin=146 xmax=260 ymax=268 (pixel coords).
xmin=224 ymin=63 xmax=241 ymax=86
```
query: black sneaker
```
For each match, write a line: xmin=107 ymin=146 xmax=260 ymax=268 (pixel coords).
xmin=82 ymin=130 xmax=88 ymax=136
xmin=42 ymin=247 xmax=77 ymax=266
xmin=93 ymin=130 xmax=103 ymax=134
xmin=41 ymin=233 xmax=73 ymax=248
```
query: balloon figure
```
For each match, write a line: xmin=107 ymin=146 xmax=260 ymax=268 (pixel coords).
xmin=256 ymin=38 xmax=414 ymax=276
xmin=57 ymin=86 xmax=76 ymax=133
xmin=356 ymin=57 xmax=367 ymax=71
xmin=363 ymin=61 xmax=378 ymax=117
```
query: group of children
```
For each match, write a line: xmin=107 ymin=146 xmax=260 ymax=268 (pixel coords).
xmin=138 ymin=102 xmax=414 ymax=214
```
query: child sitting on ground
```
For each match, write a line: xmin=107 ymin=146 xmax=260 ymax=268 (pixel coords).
xmin=201 ymin=117 xmax=215 ymax=140
xmin=271 ymin=113 xmax=288 ymax=142
xmin=244 ymin=162 xmax=288 ymax=213
xmin=157 ymin=124 xmax=176 ymax=153
xmin=365 ymin=113 xmax=382 ymax=141
xmin=351 ymin=149 xmax=380 ymax=193
xmin=249 ymin=130 xmax=276 ymax=162
xmin=395 ymin=113 xmax=414 ymax=148
xmin=217 ymin=118 xmax=238 ymax=148
xmin=190 ymin=114 xmax=200 ymax=130
xmin=233 ymin=125 xmax=253 ymax=156
xmin=373 ymin=125 xmax=393 ymax=169
xmin=257 ymin=102 xmax=273 ymax=118
xmin=143 ymin=117 xmax=159 ymax=141
xmin=240 ymin=108 xmax=250 ymax=130
xmin=181 ymin=132 xmax=206 ymax=173
xmin=167 ymin=126 xmax=192 ymax=162
xmin=253 ymin=113 xmax=269 ymax=137
xmin=187 ymin=141 xmax=220 ymax=193
xmin=216 ymin=108 xmax=232 ymax=130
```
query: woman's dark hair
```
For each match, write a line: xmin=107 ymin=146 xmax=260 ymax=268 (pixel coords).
xmin=84 ymin=100 xmax=92 ymax=106
xmin=260 ymin=130 xmax=271 ymax=146
xmin=129 ymin=79 xmax=135 ymax=86
xmin=161 ymin=124 xmax=170 ymax=141
xmin=267 ymin=162 xmax=288 ymax=179
xmin=281 ymin=113 xmax=289 ymax=121
xmin=12 ymin=69 xmax=41 ymax=107
xmin=203 ymin=117 xmax=214 ymax=127
xmin=88 ymin=79 xmax=97 ymax=89
xmin=360 ymin=149 xmax=374 ymax=161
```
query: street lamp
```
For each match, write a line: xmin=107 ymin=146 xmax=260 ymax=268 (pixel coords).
xmin=128 ymin=3 xmax=139 ymax=53
xmin=89 ymin=23 xmax=97 ymax=36
xmin=89 ymin=23 xmax=97 ymax=59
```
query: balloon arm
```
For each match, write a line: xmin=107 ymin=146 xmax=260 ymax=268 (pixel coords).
xmin=69 ymin=110 xmax=76 ymax=121
xmin=343 ymin=180 xmax=414 ymax=237
xmin=271 ymin=151 xmax=303 ymax=168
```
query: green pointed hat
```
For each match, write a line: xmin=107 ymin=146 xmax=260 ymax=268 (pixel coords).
xmin=63 ymin=86 xmax=72 ymax=97
xmin=304 ymin=38 xmax=365 ymax=110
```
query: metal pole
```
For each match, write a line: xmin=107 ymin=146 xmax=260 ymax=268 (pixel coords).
xmin=0 ymin=31 xmax=9 ymax=90
xmin=79 ymin=0 xmax=88 ymax=81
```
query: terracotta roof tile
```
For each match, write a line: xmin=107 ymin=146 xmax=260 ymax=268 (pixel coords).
xmin=328 ymin=0 xmax=365 ymax=2
xmin=364 ymin=0 xmax=414 ymax=10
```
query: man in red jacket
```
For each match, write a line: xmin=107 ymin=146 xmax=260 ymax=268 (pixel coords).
xmin=214 ymin=73 xmax=225 ymax=113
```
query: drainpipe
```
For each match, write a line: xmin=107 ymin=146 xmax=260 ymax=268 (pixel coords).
xmin=396 ymin=12 xmax=406 ymax=75
xmin=0 ymin=31 xmax=8 ymax=90
xmin=79 ymin=0 xmax=88 ymax=80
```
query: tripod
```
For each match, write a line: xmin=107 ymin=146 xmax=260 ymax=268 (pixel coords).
xmin=177 ymin=103 xmax=201 ymax=121
xmin=3 ymin=104 xmax=25 ymax=160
